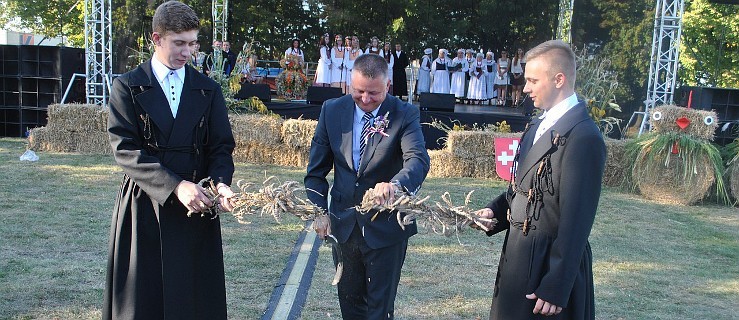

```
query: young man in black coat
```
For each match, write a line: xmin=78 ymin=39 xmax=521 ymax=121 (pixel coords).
xmin=104 ymin=2 xmax=236 ymax=319
xmin=306 ymin=53 xmax=430 ymax=319
xmin=476 ymin=40 xmax=606 ymax=320
xmin=391 ymin=43 xmax=409 ymax=99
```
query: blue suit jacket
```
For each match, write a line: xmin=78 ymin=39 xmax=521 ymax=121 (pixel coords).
xmin=305 ymin=94 xmax=430 ymax=249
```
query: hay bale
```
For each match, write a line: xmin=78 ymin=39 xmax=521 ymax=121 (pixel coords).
xmin=28 ymin=126 xmax=111 ymax=154
xmin=46 ymin=103 xmax=109 ymax=132
xmin=281 ymin=119 xmax=317 ymax=148
xmin=428 ymin=150 xmax=501 ymax=180
xmin=447 ymin=131 xmax=496 ymax=159
xmin=650 ymin=105 xmax=718 ymax=140
xmin=729 ymin=162 xmax=739 ymax=202
xmin=233 ymin=142 xmax=309 ymax=167
xmin=75 ymin=131 xmax=112 ymax=154
xmin=632 ymin=152 xmax=714 ymax=205
xmin=603 ymin=138 xmax=630 ymax=187
xmin=229 ymin=114 xmax=283 ymax=145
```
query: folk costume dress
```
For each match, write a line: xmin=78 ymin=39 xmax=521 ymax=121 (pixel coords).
xmin=331 ymin=45 xmax=348 ymax=85
xmin=484 ymin=96 xmax=605 ymax=320
xmin=384 ymin=51 xmax=395 ymax=85
xmin=467 ymin=60 xmax=487 ymax=100
xmin=430 ymin=56 xmax=450 ymax=94
xmin=495 ymin=57 xmax=510 ymax=86
xmin=417 ymin=54 xmax=432 ymax=94
xmin=345 ymin=49 xmax=362 ymax=87
xmin=315 ymin=44 xmax=332 ymax=84
xmin=485 ymin=58 xmax=497 ymax=100
xmin=450 ymin=56 xmax=469 ymax=98
xmin=104 ymin=58 xmax=235 ymax=320
xmin=284 ymin=47 xmax=304 ymax=64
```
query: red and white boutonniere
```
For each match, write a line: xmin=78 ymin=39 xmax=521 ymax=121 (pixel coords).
xmin=368 ymin=111 xmax=390 ymax=138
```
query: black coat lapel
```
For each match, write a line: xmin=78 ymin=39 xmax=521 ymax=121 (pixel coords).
xmin=168 ymin=65 xmax=212 ymax=145
xmin=515 ymin=102 xmax=591 ymax=183
xmin=130 ymin=61 xmax=174 ymax=137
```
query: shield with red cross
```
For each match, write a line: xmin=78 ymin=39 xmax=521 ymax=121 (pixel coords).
xmin=495 ymin=137 xmax=520 ymax=181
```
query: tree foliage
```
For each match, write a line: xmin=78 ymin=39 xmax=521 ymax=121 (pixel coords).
xmin=680 ymin=0 xmax=739 ymax=88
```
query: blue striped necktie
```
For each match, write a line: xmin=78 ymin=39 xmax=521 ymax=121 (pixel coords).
xmin=359 ymin=112 xmax=373 ymax=160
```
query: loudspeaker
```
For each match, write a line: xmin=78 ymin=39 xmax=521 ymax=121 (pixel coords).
xmin=419 ymin=92 xmax=455 ymax=111
xmin=236 ymin=83 xmax=271 ymax=102
xmin=307 ymin=86 xmax=343 ymax=105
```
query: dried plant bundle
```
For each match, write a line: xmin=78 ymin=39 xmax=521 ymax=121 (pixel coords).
xmin=230 ymin=176 xmax=326 ymax=224
xmin=355 ymin=188 xmax=497 ymax=236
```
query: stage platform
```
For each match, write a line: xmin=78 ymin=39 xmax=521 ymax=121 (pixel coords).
xmin=263 ymin=98 xmax=532 ymax=150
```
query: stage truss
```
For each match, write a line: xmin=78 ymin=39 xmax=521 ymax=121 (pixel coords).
xmin=636 ymin=0 xmax=686 ymax=135
xmin=83 ymin=0 xmax=112 ymax=106
xmin=556 ymin=0 xmax=575 ymax=43
xmin=212 ymin=0 xmax=228 ymax=42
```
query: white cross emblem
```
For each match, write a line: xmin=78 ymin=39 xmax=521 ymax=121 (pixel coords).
xmin=497 ymin=140 xmax=519 ymax=166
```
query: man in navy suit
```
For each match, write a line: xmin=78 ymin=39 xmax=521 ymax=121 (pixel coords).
xmin=305 ymin=53 xmax=430 ymax=319
xmin=476 ymin=40 xmax=605 ymax=320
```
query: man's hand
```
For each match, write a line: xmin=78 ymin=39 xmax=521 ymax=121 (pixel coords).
xmin=471 ymin=208 xmax=497 ymax=231
xmin=216 ymin=183 xmax=235 ymax=212
xmin=526 ymin=293 xmax=562 ymax=316
xmin=175 ymin=180 xmax=212 ymax=213
xmin=372 ymin=182 xmax=398 ymax=205
xmin=313 ymin=215 xmax=331 ymax=240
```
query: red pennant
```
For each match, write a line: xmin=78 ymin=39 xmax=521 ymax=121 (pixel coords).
xmin=676 ymin=117 xmax=690 ymax=130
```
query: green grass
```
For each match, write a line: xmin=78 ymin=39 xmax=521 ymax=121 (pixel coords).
xmin=0 ymin=138 xmax=736 ymax=319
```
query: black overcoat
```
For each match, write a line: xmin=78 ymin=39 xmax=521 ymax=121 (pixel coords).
xmin=392 ymin=51 xmax=410 ymax=96
xmin=485 ymin=103 xmax=605 ymax=320
xmin=103 ymin=60 xmax=235 ymax=320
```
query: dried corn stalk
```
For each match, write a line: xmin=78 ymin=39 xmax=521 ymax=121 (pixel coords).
xmin=356 ymin=188 xmax=497 ymax=236
xmin=230 ymin=176 xmax=326 ymax=224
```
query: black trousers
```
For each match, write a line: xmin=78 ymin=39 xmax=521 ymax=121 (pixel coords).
xmin=332 ymin=224 xmax=408 ymax=320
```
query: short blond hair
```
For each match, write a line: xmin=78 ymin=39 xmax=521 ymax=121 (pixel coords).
xmin=525 ymin=40 xmax=576 ymax=87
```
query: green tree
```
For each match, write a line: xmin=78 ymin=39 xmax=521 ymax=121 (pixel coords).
xmin=679 ymin=0 xmax=739 ymax=88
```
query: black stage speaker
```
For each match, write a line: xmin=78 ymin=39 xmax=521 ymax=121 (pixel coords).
xmin=236 ymin=83 xmax=271 ymax=102
xmin=307 ymin=86 xmax=343 ymax=105
xmin=419 ymin=92 xmax=455 ymax=111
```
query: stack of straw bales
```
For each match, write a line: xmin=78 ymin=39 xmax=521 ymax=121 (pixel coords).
xmin=602 ymin=138 xmax=630 ymax=187
xmin=28 ymin=104 xmax=111 ymax=154
xmin=229 ymin=114 xmax=316 ymax=167
xmin=729 ymin=161 xmax=739 ymax=202
xmin=428 ymin=131 xmax=521 ymax=180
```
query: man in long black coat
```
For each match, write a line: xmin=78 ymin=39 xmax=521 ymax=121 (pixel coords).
xmin=103 ymin=2 xmax=236 ymax=319
xmin=392 ymin=43 xmax=409 ymax=99
xmin=476 ymin=40 xmax=605 ymax=320
xmin=306 ymin=53 xmax=430 ymax=319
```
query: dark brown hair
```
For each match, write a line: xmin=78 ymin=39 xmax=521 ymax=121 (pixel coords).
xmin=152 ymin=1 xmax=200 ymax=35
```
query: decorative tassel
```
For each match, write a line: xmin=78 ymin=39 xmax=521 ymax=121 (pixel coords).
xmin=671 ymin=140 xmax=679 ymax=154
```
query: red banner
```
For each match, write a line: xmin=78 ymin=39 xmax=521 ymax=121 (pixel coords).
xmin=495 ymin=137 xmax=520 ymax=181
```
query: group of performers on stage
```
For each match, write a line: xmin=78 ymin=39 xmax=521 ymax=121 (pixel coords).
xmin=417 ymin=47 xmax=527 ymax=106
xmin=306 ymin=34 xmax=411 ymax=98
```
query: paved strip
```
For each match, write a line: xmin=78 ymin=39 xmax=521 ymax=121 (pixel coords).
xmin=261 ymin=221 xmax=321 ymax=320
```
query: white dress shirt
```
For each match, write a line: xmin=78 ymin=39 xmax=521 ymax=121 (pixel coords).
xmin=532 ymin=93 xmax=579 ymax=145
xmin=352 ymin=104 xmax=380 ymax=171
xmin=151 ymin=56 xmax=185 ymax=118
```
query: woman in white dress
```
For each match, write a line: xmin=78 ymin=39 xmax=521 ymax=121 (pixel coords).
xmin=416 ymin=48 xmax=433 ymax=95
xmin=314 ymin=33 xmax=332 ymax=86
xmin=330 ymin=34 xmax=348 ymax=92
xmin=495 ymin=50 xmax=510 ymax=106
xmin=467 ymin=52 xmax=487 ymax=104
xmin=345 ymin=35 xmax=362 ymax=92
xmin=284 ymin=39 xmax=304 ymax=65
xmin=450 ymin=49 xmax=468 ymax=101
xmin=485 ymin=51 xmax=497 ymax=105
xmin=430 ymin=49 xmax=450 ymax=94
xmin=383 ymin=42 xmax=395 ymax=94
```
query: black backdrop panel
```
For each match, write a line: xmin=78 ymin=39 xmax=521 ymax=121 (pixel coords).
xmin=307 ymin=86 xmax=343 ymax=105
xmin=236 ymin=83 xmax=271 ymax=102
xmin=419 ymin=93 xmax=455 ymax=111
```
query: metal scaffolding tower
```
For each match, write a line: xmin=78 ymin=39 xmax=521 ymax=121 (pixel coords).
xmin=212 ymin=0 xmax=228 ymax=42
xmin=556 ymin=0 xmax=575 ymax=43
xmin=638 ymin=0 xmax=685 ymax=135
xmin=84 ymin=0 xmax=112 ymax=106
